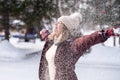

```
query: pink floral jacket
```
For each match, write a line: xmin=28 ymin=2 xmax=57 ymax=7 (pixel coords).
xmin=39 ymin=31 xmax=107 ymax=80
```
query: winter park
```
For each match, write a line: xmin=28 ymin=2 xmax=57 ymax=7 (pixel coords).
xmin=0 ymin=0 xmax=120 ymax=80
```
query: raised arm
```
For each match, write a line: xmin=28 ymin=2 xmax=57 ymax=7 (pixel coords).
xmin=71 ymin=28 xmax=116 ymax=55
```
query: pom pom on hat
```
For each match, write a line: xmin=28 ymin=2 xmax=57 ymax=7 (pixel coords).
xmin=57 ymin=12 xmax=82 ymax=33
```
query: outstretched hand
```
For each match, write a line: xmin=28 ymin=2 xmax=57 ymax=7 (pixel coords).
xmin=106 ymin=26 xmax=120 ymax=37
xmin=106 ymin=28 xmax=115 ymax=36
xmin=40 ymin=29 xmax=50 ymax=41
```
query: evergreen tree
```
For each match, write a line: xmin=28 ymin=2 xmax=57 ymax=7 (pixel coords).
xmin=0 ymin=0 xmax=26 ymax=40
xmin=0 ymin=0 xmax=58 ymax=40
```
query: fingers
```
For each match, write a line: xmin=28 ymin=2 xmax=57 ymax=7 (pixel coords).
xmin=40 ymin=29 xmax=50 ymax=41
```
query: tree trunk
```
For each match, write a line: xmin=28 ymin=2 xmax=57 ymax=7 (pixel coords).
xmin=33 ymin=21 xmax=42 ymax=39
xmin=119 ymin=37 xmax=120 ymax=46
xmin=2 ymin=8 xmax=10 ymax=41
xmin=113 ymin=36 xmax=116 ymax=46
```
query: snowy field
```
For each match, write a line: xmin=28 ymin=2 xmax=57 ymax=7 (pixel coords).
xmin=0 ymin=36 xmax=120 ymax=80
xmin=0 ymin=37 xmax=44 ymax=80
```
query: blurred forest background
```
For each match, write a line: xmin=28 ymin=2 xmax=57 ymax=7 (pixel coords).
xmin=0 ymin=0 xmax=119 ymax=43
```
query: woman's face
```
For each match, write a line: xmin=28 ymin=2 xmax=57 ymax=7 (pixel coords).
xmin=53 ymin=22 xmax=64 ymax=37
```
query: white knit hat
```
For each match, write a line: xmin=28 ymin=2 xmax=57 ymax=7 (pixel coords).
xmin=57 ymin=12 xmax=82 ymax=36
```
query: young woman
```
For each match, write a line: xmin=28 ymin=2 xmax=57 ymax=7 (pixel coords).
xmin=39 ymin=13 xmax=117 ymax=80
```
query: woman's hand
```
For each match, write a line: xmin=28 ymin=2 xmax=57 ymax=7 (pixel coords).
xmin=106 ymin=28 xmax=115 ymax=36
xmin=106 ymin=27 xmax=120 ymax=37
xmin=40 ymin=29 xmax=50 ymax=41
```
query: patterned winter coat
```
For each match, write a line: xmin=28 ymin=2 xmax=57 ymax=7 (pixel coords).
xmin=39 ymin=31 xmax=107 ymax=80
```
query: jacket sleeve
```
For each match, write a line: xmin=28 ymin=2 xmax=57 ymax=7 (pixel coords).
xmin=71 ymin=31 xmax=108 ymax=55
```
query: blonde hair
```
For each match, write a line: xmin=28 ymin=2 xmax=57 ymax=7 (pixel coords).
xmin=48 ymin=25 xmax=70 ymax=45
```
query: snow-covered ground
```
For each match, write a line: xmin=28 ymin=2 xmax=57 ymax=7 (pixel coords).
xmin=0 ymin=37 xmax=45 ymax=80
xmin=76 ymin=43 xmax=120 ymax=80
xmin=0 ymin=36 xmax=120 ymax=80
